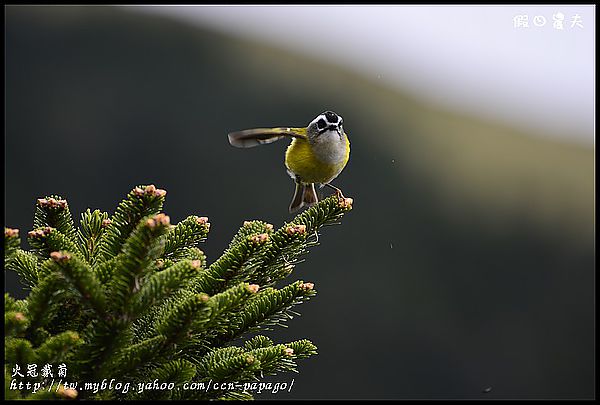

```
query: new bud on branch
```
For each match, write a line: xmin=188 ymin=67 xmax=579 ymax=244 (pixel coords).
xmin=28 ymin=227 xmax=54 ymax=238
xmin=285 ymin=224 xmax=307 ymax=236
xmin=146 ymin=213 xmax=170 ymax=229
xmin=37 ymin=197 xmax=68 ymax=209
xmin=50 ymin=251 xmax=72 ymax=263
xmin=5 ymin=227 xmax=19 ymax=238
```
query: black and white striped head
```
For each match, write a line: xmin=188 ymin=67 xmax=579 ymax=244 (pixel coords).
xmin=307 ymin=111 xmax=344 ymax=138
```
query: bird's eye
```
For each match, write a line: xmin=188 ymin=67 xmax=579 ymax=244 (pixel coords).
xmin=339 ymin=119 xmax=343 ymax=126
xmin=317 ymin=119 xmax=326 ymax=130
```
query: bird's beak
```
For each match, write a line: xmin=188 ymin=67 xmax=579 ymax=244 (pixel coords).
xmin=322 ymin=125 xmax=342 ymax=139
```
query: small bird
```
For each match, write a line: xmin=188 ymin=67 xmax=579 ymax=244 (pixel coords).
xmin=228 ymin=111 xmax=350 ymax=212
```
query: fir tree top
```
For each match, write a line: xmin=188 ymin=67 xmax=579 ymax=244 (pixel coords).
xmin=4 ymin=185 xmax=352 ymax=400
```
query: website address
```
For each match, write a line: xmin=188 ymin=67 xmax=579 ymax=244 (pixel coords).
xmin=9 ymin=378 xmax=295 ymax=395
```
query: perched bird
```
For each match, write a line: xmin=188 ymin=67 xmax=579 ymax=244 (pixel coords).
xmin=228 ymin=111 xmax=350 ymax=212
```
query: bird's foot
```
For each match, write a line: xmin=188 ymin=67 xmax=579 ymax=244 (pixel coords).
xmin=324 ymin=183 xmax=350 ymax=206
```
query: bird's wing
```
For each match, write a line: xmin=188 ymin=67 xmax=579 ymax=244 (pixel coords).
xmin=228 ymin=127 xmax=307 ymax=148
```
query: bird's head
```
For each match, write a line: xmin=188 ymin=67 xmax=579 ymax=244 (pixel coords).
xmin=307 ymin=111 xmax=344 ymax=139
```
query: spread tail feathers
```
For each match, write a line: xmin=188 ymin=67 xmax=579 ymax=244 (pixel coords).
xmin=289 ymin=183 xmax=318 ymax=213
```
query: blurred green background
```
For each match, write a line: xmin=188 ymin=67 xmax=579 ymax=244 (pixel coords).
xmin=4 ymin=5 xmax=594 ymax=399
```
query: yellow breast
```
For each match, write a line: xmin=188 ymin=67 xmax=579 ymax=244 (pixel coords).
xmin=284 ymin=134 xmax=350 ymax=184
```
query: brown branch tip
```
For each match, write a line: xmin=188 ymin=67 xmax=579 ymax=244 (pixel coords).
xmin=50 ymin=251 xmax=72 ymax=263
xmin=133 ymin=184 xmax=167 ymax=198
xmin=249 ymin=233 xmax=269 ymax=245
xmin=338 ymin=196 xmax=353 ymax=209
xmin=5 ymin=228 xmax=19 ymax=238
xmin=246 ymin=284 xmax=260 ymax=294
xmin=28 ymin=227 xmax=54 ymax=238
xmin=146 ymin=213 xmax=170 ymax=229
xmin=285 ymin=224 xmax=307 ymax=236
xmin=300 ymin=282 xmax=314 ymax=291
xmin=196 ymin=216 xmax=210 ymax=230
xmin=37 ymin=197 xmax=67 ymax=209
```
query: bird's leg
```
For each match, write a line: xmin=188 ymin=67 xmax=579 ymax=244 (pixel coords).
xmin=324 ymin=183 xmax=345 ymax=200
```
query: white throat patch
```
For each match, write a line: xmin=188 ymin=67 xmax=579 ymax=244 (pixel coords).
xmin=312 ymin=130 xmax=346 ymax=164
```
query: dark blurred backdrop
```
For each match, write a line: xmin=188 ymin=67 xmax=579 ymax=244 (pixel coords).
xmin=4 ymin=6 xmax=594 ymax=399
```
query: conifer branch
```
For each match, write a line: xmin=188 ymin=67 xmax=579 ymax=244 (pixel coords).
xmin=290 ymin=194 xmax=354 ymax=234
xmin=4 ymin=227 xmax=20 ymax=258
xmin=5 ymin=311 xmax=28 ymax=337
xmin=128 ymin=359 xmax=197 ymax=400
xmin=244 ymin=344 xmax=298 ymax=375
xmin=94 ymin=256 xmax=118 ymax=285
xmin=241 ymin=223 xmax=309 ymax=288
xmin=24 ymin=273 xmax=65 ymax=331
xmin=5 ymin=249 xmax=39 ymax=289
xmin=191 ymin=229 xmax=270 ymax=296
xmin=77 ymin=208 xmax=110 ymax=265
xmin=76 ymin=319 xmax=131 ymax=380
xmin=4 ymin=185 xmax=352 ymax=400
xmin=207 ymin=282 xmax=260 ymax=325
xmin=107 ymin=213 xmax=171 ymax=316
xmin=4 ymin=338 xmax=36 ymax=366
xmin=192 ymin=338 xmax=314 ymax=400
xmin=211 ymin=281 xmax=316 ymax=343
xmin=33 ymin=196 xmax=78 ymax=245
xmin=162 ymin=215 xmax=210 ymax=259
xmin=284 ymin=338 xmax=318 ymax=359
xmin=98 ymin=185 xmax=166 ymax=262
xmin=34 ymin=330 xmax=81 ymax=365
xmin=154 ymin=292 xmax=212 ymax=344
xmin=244 ymin=334 xmax=274 ymax=351
xmin=196 ymin=346 xmax=260 ymax=382
xmin=5 ymin=293 xmax=18 ymax=312
xmin=172 ymin=247 xmax=207 ymax=266
xmin=151 ymin=358 xmax=197 ymax=384
xmin=106 ymin=335 xmax=167 ymax=378
xmin=197 ymin=283 xmax=261 ymax=341
xmin=228 ymin=220 xmax=275 ymax=248
xmin=48 ymin=251 xmax=107 ymax=316
xmin=27 ymin=227 xmax=85 ymax=262
xmin=131 ymin=259 xmax=203 ymax=316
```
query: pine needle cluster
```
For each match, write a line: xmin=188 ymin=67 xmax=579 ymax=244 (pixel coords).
xmin=4 ymin=185 xmax=353 ymax=400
